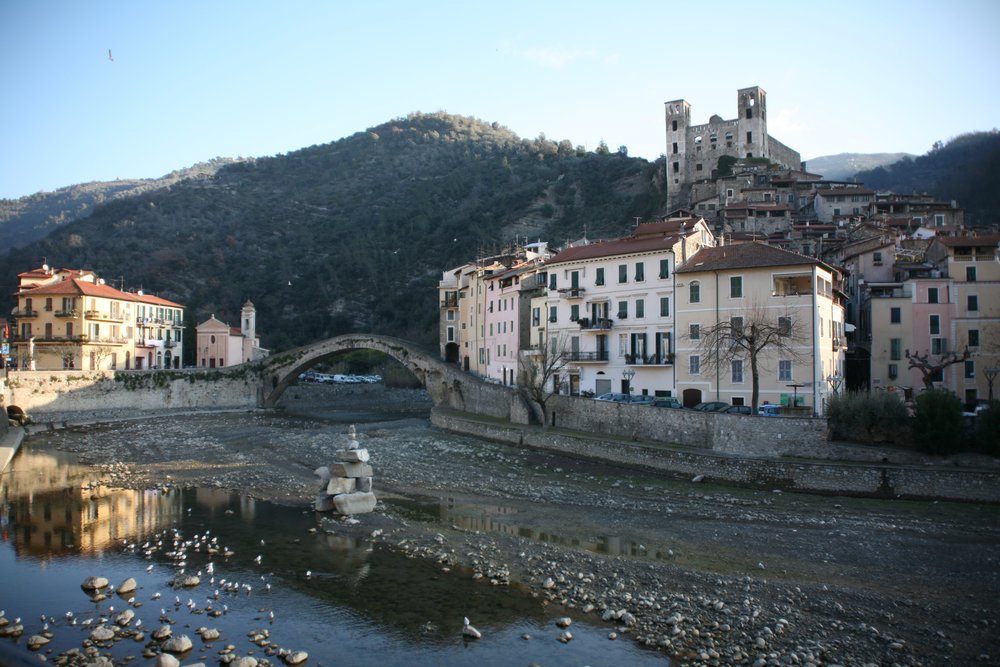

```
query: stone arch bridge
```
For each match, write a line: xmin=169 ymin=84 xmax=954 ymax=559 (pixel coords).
xmin=258 ymin=334 xmax=533 ymax=424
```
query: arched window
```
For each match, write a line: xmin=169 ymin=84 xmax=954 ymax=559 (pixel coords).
xmin=689 ymin=281 xmax=701 ymax=304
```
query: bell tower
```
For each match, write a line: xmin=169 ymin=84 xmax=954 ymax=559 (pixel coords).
xmin=241 ymin=299 xmax=256 ymax=340
xmin=737 ymin=86 xmax=767 ymax=160
xmin=665 ymin=98 xmax=691 ymax=212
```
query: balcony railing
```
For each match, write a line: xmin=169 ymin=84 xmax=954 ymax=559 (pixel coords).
xmin=625 ymin=353 xmax=675 ymax=366
xmin=55 ymin=309 xmax=80 ymax=318
xmin=558 ymin=287 xmax=585 ymax=299
xmin=567 ymin=350 xmax=609 ymax=362
xmin=577 ymin=317 xmax=613 ymax=331
xmin=13 ymin=308 xmax=38 ymax=318
xmin=85 ymin=310 xmax=125 ymax=322
xmin=440 ymin=295 xmax=459 ymax=308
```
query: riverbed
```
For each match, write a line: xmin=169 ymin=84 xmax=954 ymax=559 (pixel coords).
xmin=3 ymin=383 xmax=999 ymax=665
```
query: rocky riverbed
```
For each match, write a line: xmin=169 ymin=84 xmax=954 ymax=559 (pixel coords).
xmin=21 ymin=383 xmax=1000 ymax=666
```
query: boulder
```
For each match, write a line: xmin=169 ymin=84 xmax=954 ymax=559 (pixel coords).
xmin=283 ymin=651 xmax=309 ymax=665
xmin=313 ymin=466 xmax=331 ymax=490
xmin=330 ymin=462 xmax=373 ymax=478
xmin=117 ymin=577 xmax=138 ymax=594
xmin=162 ymin=634 xmax=194 ymax=653
xmin=335 ymin=448 xmax=369 ymax=463
xmin=154 ymin=654 xmax=181 ymax=667
xmin=90 ymin=625 xmax=116 ymax=642
xmin=332 ymin=491 xmax=377 ymax=515
xmin=326 ymin=477 xmax=356 ymax=495
xmin=115 ymin=609 xmax=135 ymax=626
xmin=82 ymin=576 xmax=109 ymax=591
xmin=314 ymin=494 xmax=337 ymax=512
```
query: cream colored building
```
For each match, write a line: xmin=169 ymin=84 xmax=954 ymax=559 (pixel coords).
xmin=674 ymin=242 xmax=846 ymax=414
xmin=12 ymin=265 xmax=184 ymax=370
xmin=195 ymin=300 xmax=268 ymax=368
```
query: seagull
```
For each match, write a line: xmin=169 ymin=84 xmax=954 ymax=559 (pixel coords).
xmin=108 ymin=49 xmax=114 ymax=62
xmin=254 ymin=555 xmax=262 ymax=565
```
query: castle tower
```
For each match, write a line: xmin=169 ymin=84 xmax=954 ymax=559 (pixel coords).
xmin=736 ymin=86 xmax=767 ymax=160
xmin=241 ymin=299 xmax=256 ymax=340
xmin=665 ymin=99 xmax=691 ymax=212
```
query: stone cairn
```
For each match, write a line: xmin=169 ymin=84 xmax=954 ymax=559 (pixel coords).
xmin=314 ymin=424 xmax=376 ymax=515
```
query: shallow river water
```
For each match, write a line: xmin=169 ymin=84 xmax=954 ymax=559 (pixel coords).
xmin=0 ymin=432 xmax=668 ymax=666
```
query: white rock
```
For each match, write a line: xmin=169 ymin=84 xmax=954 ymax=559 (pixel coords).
xmin=200 ymin=627 xmax=221 ymax=640
xmin=163 ymin=634 xmax=194 ymax=653
xmin=558 ymin=630 xmax=573 ymax=643
xmin=27 ymin=634 xmax=51 ymax=650
xmin=117 ymin=577 xmax=138 ymax=594
xmin=313 ymin=466 xmax=331 ymax=490
xmin=330 ymin=462 xmax=373 ymax=478
xmin=326 ymin=477 xmax=356 ymax=495
xmin=332 ymin=491 xmax=376 ymax=515
xmin=154 ymin=654 xmax=181 ymax=667
xmin=283 ymin=651 xmax=309 ymax=665
xmin=115 ymin=609 xmax=135 ymax=626
xmin=335 ymin=448 xmax=369 ymax=463
xmin=91 ymin=624 xmax=116 ymax=641
xmin=232 ymin=658 xmax=259 ymax=667
xmin=152 ymin=624 xmax=173 ymax=640
xmin=556 ymin=616 xmax=572 ymax=628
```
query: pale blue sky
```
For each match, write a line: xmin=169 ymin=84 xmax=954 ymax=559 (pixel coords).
xmin=1 ymin=0 xmax=998 ymax=200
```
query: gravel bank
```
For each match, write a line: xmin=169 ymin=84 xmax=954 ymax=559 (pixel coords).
xmin=24 ymin=384 xmax=1000 ymax=666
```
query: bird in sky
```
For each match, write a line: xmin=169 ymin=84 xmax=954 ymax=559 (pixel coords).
xmin=108 ymin=49 xmax=114 ymax=62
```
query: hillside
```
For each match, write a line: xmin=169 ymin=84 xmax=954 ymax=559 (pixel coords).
xmin=0 ymin=159 xmax=244 ymax=250
xmin=854 ymin=130 xmax=1000 ymax=227
xmin=0 ymin=113 xmax=667 ymax=352
xmin=805 ymin=152 xmax=912 ymax=181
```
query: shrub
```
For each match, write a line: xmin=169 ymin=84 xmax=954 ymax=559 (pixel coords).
xmin=974 ymin=400 xmax=1000 ymax=456
xmin=826 ymin=390 xmax=910 ymax=444
xmin=912 ymin=390 xmax=967 ymax=455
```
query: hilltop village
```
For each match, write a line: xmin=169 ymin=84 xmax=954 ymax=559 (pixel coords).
xmin=439 ymin=86 xmax=999 ymax=415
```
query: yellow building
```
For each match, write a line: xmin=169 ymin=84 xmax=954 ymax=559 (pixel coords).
xmin=674 ymin=242 xmax=846 ymax=414
xmin=12 ymin=265 xmax=185 ymax=370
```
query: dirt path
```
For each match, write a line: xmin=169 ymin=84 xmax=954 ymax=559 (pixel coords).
xmin=25 ymin=384 xmax=1000 ymax=665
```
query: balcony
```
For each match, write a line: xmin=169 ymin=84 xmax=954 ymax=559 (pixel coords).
xmin=55 ymin=309 xmax=80 ymax=318
xmin=85 ymin=310 xmax=125 ymax=322
xmin=567 ymin=350 xmax=609 ymax=363
xmin=625 ymin=353 xmax=674 ymax=366
xmin=578 ymin=317 xmax=613 ymax=331
xmin=558 ymin=287 xmax=585 ymax=300
xmin=440 ymin=295 xmax=459 ymax=308
xmin=13 ymin=308 xmax=39 ymax=318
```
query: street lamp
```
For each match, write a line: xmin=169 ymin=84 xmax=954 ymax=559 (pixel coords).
xmin=986 ymin=367 xmax=999 ymax=403
xmin=623 ymin=368 xmax=636 ymax=398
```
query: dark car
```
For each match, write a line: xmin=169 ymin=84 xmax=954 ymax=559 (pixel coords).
xmin=651 ymin=397 xmax=683 ymax=409
xmin=691 ymin=401 xmax=729 ymax=412
xmin=721 ymin=405 xmax=752 ymax=415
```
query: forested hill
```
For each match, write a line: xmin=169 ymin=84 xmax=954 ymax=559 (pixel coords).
xmin=1 ymin=113 xmax=667 ymax=351
xmin=0 ymin=158 xmax=244 ymax=250
xmin=854 ymin=130 xmax=1000 ymax=227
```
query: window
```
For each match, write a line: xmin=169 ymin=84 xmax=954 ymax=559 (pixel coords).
xmin=730 ymin=316 xmax=744 ymax=337
xmin=929 ymin=314 xmax=940 ymax=335
xmin=888 ymin=364 xmax=898 ymax=379
xmin=672 ymin=161 xmax=679 ymax=173
xmin=726 ymin=188 xmax=734 ymax=198
xmin=635 ymin=299 xmax=645 ymax=318
xmin=746 ymin=107 xmax=753 ymax=120
xmin=890 ymin=307 xmax=901 ymax=324
xmin=778 ymin=316 xmax=791 ymax=336
xmin=570 ymin=305 xmax=579 ymax=321
xmin=967 ymin=266 xmax=977 ymax=282
xmin=873 ymin=251 xmax=883 ymax=265
xmin=965 ymin=360 xmax=975 ymax=380
xmin=696 ymin=163 xmax=703 ymax=171
xmin=689 ymin=281 xmax=700 ymax=304
xmin=618 ymin=264 xmax=627 ymax=283
xmin=446 ymin=326 xmax=455 ymax=342
xmin=968 ymin=295 xmax=979 ymax=312
xmin=635 ymin=262 xmax=644 ymax=282
xmin=731 ymin=359 xmax=744 ymax=383
xmin=549 ymin=274 xmax=557 ymax=290
xmin=44 ymin=297 xmax=52 ymax=311
xmin=746 ymin=131 xmax=752 ymax=143
xmin=689 ymin=324 xmax=700 ymax=340
xmin=690 ymin=355 xmax=700 ymax=375
xmin=595 ymin=267 xmax=605 ymax=286
xmin=446 ymin=310 xmax=455 ymax=321
xmin=930 ymin=367 xmax=943 ymax=383
xmin=617 ymin=301 xmax=628 ymax=319
xmin=671 ymin=119 xmax=677 ymax=131
xmin=549 ymin=306 xmax=557 ymax=323
xmin=928 ymin=287 xmax=939 ymax=304
xmin=931 ymin=338 xmax=948 ymax=355
xmin=730 ymin=276 xmax=743 ymax=298
xmin=531 ymin=307 xmax=540 ymax=326
xmin=890 ymin=338 xmax=902 ymax=361
xmin=659 ymin=259 xmax=670 ymax=279
xmin=672 ymin=142 xmax=678 ymax=154
xmin=659 ymin=297 xmax=670 ymax=317
xmin=935 ymin=214 xmax=945 ymax=227
xmin=778 ymin=360 xmax=792 ymax=382
xmin=969 ymin=329 xmax=980 ymax=347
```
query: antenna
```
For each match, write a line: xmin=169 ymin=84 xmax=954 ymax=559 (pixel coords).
xmin=634 ymin=217 xmax=642 ymax=227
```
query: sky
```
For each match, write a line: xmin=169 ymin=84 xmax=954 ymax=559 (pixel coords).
xmin=1 ymin=0 xmax=999 ymax=200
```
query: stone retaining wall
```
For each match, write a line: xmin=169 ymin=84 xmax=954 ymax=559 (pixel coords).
xmin=3 ymin=370 xmax=259 ymax=415
xmin=431 ymin=409 xmax=1000 ymax=503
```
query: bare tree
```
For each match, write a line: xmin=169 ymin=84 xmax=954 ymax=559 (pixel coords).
xmin=47 ymin=344 xmax=79 ymax=370
xmin=905 ymin=346 xmax=970 ymax=390
xmin=517 ymin=335 xmax=570 ymax=425
xmin=690 ymin=304 xmax=806 ymax=413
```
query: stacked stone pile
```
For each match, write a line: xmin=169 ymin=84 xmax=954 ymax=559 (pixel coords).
xmin=314 ymin=425 xmax=376 ymax=515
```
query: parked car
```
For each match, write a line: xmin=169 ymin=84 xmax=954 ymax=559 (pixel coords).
xmin=691 ymin=401 xmax=729 ymax=412
xmin=626 ymin=395 xmax=655 ymax=405
xmin=758 ymin=404 xmax=781 ymax=417
xmin=721 ymin=405 xmax=752 ymax=415
xmin=651 ymin=397 xmax=683 ymax=409
xmin=595 ymin=393 xmax=630 ymax=402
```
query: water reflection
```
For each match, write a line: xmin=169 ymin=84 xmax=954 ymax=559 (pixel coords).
xmin=0 ymin=443 xmax=669 ymax=666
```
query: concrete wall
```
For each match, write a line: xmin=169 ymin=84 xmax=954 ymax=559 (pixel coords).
xmin=431 ymin=409 xmax=1000 ymax=503
xmin=543 ymin=394 xmax=828 ymax=456
xmin=3 ymin=369 xmax=260 ymax=416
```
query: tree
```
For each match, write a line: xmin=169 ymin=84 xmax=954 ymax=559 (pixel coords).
xmin=905 ymin=347 xmax=970 ymax=390
xmin=517 ymin=335 xmax=570 ymax=425
xmin=595 ymin=139 xmax=610 ymax=156
xmin=47 ymin=344 xmax=79 ymax=369
xmin=690 ymin=304 xmax=805 ymax=413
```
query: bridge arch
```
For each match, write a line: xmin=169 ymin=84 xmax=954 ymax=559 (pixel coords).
xmin=257 ymin=334 xmax=533 ymax=424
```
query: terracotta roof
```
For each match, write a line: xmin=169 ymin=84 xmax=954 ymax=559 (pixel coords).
xmin=937 ymin=234 xmax=1000 ymax=248
xmin=815 ymin=187 xmax=875 ymax=197
xmin=545 ymin=234 xmax=681 ymax=266
xmin=132 ymin=292 xmax=184 ymax=308
xmin=676 ymin=242 xmax=826 ymax=273
xmin=18 ymin=276 xmax=183 ymax=307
